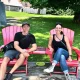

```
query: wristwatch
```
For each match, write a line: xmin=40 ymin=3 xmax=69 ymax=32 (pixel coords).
xmin=69 ymin=55 xmax=72 ymax=57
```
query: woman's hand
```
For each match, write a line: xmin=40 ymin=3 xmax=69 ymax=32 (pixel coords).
xmin=68 ymin=56 xmax=72 ymax=61
xmin=49 ymin=47 xmax=54 ymax=52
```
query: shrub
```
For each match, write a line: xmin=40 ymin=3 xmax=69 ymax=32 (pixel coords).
xmin=47 ymin=8 xmax=74 ymax=15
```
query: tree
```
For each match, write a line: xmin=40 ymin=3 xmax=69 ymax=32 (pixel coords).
xmin=22 ymin=0 xmax=48 ymax=8
xmin=48 ymin=0 xmax=80 ymax=22
xmin=22 ymin=0 xmax=80 ymax=12
xmin=48 ymin=0 xmax=80 ymax=12
xmin=29 ymin=0 xmax=48 ymax=9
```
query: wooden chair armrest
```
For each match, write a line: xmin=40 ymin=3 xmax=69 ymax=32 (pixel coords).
xmin=72 ymin=46 xmax=80 ymax=60
xmin=72 ymin=46 xmax=80 ymax=55
xmin=46 ymin=48 xmax=53 ymax=55
xmin=26 ymin=47 xmax=53 ymax=55
xmin=26 ymin=47 xmax=46 ymax=54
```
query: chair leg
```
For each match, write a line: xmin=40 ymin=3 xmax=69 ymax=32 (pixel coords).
xmin=48 ymin=54 xmax=52 ymax=62
xmin=76 ymin=67 xmax=78 ymax=78
xmin=26 ymin=58 xmax=28 ymax=76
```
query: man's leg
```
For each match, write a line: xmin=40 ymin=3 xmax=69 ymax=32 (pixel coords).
xmin=0 ymin=57 xmax=10 ymax=80
xmin=1 ymin=50 xmax=21 ymax=80
xmin=9 ymin=53 xmax=25 ymax=74
xmin=5 ymin=50 xmax=29 ymax=80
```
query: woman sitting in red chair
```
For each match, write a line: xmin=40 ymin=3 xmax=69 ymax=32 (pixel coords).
xmin=44 ymin=22 xmax=72 ymax=80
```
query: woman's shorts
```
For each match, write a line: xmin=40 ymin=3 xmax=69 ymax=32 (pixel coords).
xmin=4 ymin=50 xmax=20 ymax=60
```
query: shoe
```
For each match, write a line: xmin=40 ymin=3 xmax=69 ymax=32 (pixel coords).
xmin=5 ymin=73 xmax=13 ymax=80
xmin=43 ymin=65 xmax=54 ymax=73
xmin=65 ymin=73 xmax=72 ymax=80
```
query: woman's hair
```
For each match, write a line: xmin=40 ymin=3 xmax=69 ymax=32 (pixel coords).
xmin=60 ymin=31 xmax=63 ymax=34
xmin=55 ymin=22 xmax=63 ymax=35
xmin=55 ymin=22 xmax=63 ymax=27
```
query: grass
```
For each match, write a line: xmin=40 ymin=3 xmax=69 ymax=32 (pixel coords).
xmin=0 ymin=11 xmax=80 ymax=61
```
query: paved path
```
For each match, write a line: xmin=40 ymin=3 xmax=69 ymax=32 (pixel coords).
xmin=6 ymin=18 xmax=22 ymax=26
xmin=12 ymin=73 xmax=77 ymax=80
xmin=7 ymin=62 xmax=79 ymax=80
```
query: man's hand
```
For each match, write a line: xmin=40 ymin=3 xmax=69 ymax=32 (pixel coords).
xmin=21 ymin=49 xmax=30 ymax=57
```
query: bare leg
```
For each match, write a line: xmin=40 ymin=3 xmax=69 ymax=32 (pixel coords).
xmin=0 ymin=57 xmax=10 ymax=80
xmin=9 ymin=54 xmax=25 ymax=74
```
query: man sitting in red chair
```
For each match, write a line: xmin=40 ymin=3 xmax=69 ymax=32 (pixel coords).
xmin=0 ymin=22 xmax=37 ymax=80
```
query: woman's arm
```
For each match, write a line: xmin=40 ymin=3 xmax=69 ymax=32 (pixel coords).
xmin=64 ymin=36 xmax=72 ymax=61
xmin=48 ymin=35 xmax=54 ymax=52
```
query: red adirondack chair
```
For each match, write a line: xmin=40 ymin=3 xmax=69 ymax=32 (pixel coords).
xmin=48 ymin=28 xmax=80 ymax=77
xmin=0 ymin=26 xmax=52 ymax=75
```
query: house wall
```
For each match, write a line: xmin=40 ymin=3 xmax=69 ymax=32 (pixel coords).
xmin=1 ymin=0 xmax=22 ymax=12
xmin=1 ymin=0 xmax=9 ymax=4
xmin=1 ymin=0 xmax=22 ymax=5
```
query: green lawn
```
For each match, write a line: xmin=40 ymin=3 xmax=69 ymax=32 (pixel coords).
xmin=0 ymin=11 xmax=80 ymax=61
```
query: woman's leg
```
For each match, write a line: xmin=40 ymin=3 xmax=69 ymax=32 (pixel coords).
xmin=44 ymin=48 xmax=69 ymax=73
xmin=0 ymin=57 xmax=10 ymax=80
xmin=60 ymin=55 xmax=68 ymax=73
xmin=53 ymin=48 xmax=69 ymax=64
xmin=60 ymin=55 xmax=71 ymax=80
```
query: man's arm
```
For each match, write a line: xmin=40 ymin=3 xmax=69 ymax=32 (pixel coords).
xmin=27 ymin=34 xmax=37 ymax=52
xmin=27 ymin=43 xmax=37 ymax=53
xmin=14 ymin=41 xmax=23 ymax=53
xmin=14 ymin=41 xmax=30 ymax=57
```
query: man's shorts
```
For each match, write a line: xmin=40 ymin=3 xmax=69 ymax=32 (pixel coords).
xmin=4 ymin=50 xmax=20 ymax=60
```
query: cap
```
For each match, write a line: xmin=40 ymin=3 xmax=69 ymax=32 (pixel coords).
xmin=22 ymin=22 xmax=30 ymax=27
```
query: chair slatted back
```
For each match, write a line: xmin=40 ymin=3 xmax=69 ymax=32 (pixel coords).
xmin=50 ymin=28 xmax=74 ymax=46
xmin=2 ymin=26 xmax=22 ymax=45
